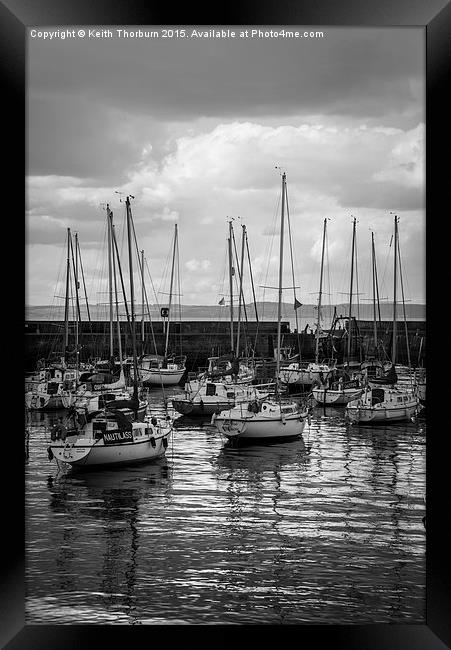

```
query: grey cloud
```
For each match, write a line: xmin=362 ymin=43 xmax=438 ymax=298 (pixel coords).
xmin=27 ymin=28 xmax=423 ymax=179
xmin=28 ymin=28 xmax=423 ymax=121
xmin=337 ymin=181 xmax=424 ymax=211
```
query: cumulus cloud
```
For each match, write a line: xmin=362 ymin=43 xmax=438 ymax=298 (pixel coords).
xmin=26 ymin=117 xmax=425 ymax=305
xmin=26 ymin=28 xmax=424 ymax=306
xmin=185 ymin=259 xmax=211 ymax=271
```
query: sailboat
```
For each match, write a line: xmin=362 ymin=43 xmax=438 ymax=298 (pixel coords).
xmin=359 ymin=231 xmax=398 ymax=387
xmin=346 ymin=215 xmax=420 ymax=424
xmin=25 ymin=364 xmax=77 ymax=410
xmin=137 ymin=224 xmax=186 ymax=386
xmin=64 ymin=205 xmax=146 ymax=415
xmin=202 ymin=355 xmax=254 ymax=385
xmin=312 ymin=218 xmax=364 ymax=406
xmin=171 ymin=380 xmax=270 ymax=416
xmin=278 ymin=217 xmax=335 ymax=388
xmin=25 ymin=228 xmax=82 ymax=410
xmin=170 ymin=222 xmax=258 ymax=416
xmin=212 ymin=171 xmax=310 ymax=440
xmin=48 ymin=196 xmax=173 ymax=467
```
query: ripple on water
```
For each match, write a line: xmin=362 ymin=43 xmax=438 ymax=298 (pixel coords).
xmin=25 ymin=384 xmax=426 ymax=624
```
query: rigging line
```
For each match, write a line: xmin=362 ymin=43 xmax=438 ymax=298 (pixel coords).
xmin=157 ymin=236 xmax=172 ymax=306
xmin=217 ymin=240 xmax=228 ymax=303
xmin=260 ymin=191 xmax=281 ymax=325
xmin=144 ymin=257 xmax=161 ymax=312
xmin=77 ymin=236 xmax=92 ymax=325
xmin=231 ymin=224 xmax=248 ymax=325
xmin=397 ymin=236 xmax=412 ymax=374
xmin=50 ymin=236 xmax=66 ymax=319
xmin=373 ymin=234 xmax=388 ymax=361
xmin=231 ymin=224 xmax=245 ymax=356
xmin=63 ymin=229 xmax=71 ymax=346
xmin=176 ymin=229 xmax=183 ymax=356
xmin=101 ymin=221 xmax=112 ymax=351
xmin=379 ymin=233 xmax=392 ymax=298
xmin=157 ymin=225 xmax=178 ymax=398
xmin=47 ymin=242 xmax=65 ymax=360
xmin=141 ymin=260 xmax=159 ymax=359
xmin=129 ymin=211 xmax=155 ymax=337
xmin=239 ymin=233 xmax=250 ymax=358
xmin=111 ymin=219 xmax=132 ymax=338
xmin=209 ymin=238 xmax=229 ymax=356
xmin=246 ymin=228 xmax=260 ymax=357
xmin=354 ymin=225 xmax=360 ymax=323
xmin=141 ymin=264 xmax=160 ymax=368
xmin=69 ymin=264 xmax=78 ymax=356
xmin=325 ymin=223 xmax=333 ymax=327
xmin=128 ymin=214 xmax=160 ymax=361
xmin=111 ymin=226 xmax=123 ymax=364
xmin=92 ymin=220 xmax=108 ymax=322
xmin=237 ymin=226 xmax=250 ymax=354
xmin=69 ymin=233 xmax=81 ymax=325
xmin=285 ymin=181 xmax=302 ymax=359
xmin=337 ymin=226 xmax=352 ymax=311
xmin=373 ymin=232 xmax=382 ymax=326
xmin=230 ymin=223 xmax=250 ymax=360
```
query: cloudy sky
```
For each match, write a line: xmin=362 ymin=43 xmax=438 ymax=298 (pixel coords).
xmin=26 ymin=26 xmax=425 ymax=311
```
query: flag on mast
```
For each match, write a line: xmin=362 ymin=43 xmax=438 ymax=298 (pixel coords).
xmin=218 ymin=297 xmax=225 ymax=305
xmin=294 ymin=298 xmax=303 ymax=310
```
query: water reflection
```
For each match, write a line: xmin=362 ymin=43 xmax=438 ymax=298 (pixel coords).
xmin=26 ymin=390 xmax=426 ymax=625
xmin=173 ymin=414 xmax=213 ymax=429
xmin=314 ymin=405 xmax=346 ymax=420
xmin=42 ymin=461 xmax=173 ymax=624
xmin=216 ymin=437 xmax=310 ymax=474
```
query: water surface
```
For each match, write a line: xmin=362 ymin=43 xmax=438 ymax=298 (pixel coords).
xmin=25 ymin=387 xmax=426 ymax=625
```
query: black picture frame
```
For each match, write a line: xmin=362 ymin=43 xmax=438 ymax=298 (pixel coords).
xmin=4 ymin=0 xmax=449 ymax=648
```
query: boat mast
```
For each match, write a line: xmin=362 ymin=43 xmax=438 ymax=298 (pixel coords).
xmin=126 ymin=196 xmax=139 ymax=400
xmin=141 ymin=249 xmax=145 ymax=357
xmin=315 ymin=218 xmax=327 ymax=364
xmin=73 ymin=233 xmax=80 ymax=382
xmin=392 ymin=213 xmax=398 ymax=365
xmin=397 ymin=231 xmax=412 ymax=373
xmin=371 ymin=231 xmax=378 ymax=350
xmin=236 ymin=223 xmax=245 ymax=357
xmin=106 ymin=204 xmax=114 ymax=359
xmin=276 ymin=172 xmax=286 ymax=386
xmin=111 ymin=223 xmax=123 ymax=368
xmin=64 ymin=227 xmax=71 ymax=358
xmin=164 ymin=223 xmax=178 ymax=360
xmin=347 ymin=217 xmax=356 ymax=366
xmin=228 ymin=220 xmax=234 ymax=355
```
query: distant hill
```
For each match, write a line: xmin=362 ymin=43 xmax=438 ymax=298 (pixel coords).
xmin=25 ymin=302 xmax=426 ymax=324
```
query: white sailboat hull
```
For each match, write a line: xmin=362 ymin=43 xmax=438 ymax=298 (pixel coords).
xmin=214 ymin=411 xmax=306 ymax=439
xmin=312 ymin=387 xmax=364 ymax=405
xmin=50 ymin=427 xmax=171 ymax=467
xmin=213 ymin=398 xmax=308 ymax=440
xmin=172 ymin=397 xmax=235 ymax=416
xmin=346 ymin=389 xmax=420 ymax=424
xmin=138 ymin=367 xmax=186 ymax=386
xmin=346 ymin=403 xmax=418 ymax=423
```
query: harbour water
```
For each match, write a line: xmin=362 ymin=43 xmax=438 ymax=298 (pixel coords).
xmin=25 ymin=384 xmax=426 ymax=625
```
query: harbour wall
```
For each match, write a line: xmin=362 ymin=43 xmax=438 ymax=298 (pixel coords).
xmin=24 ymin=319 xmax=426 ymax=372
